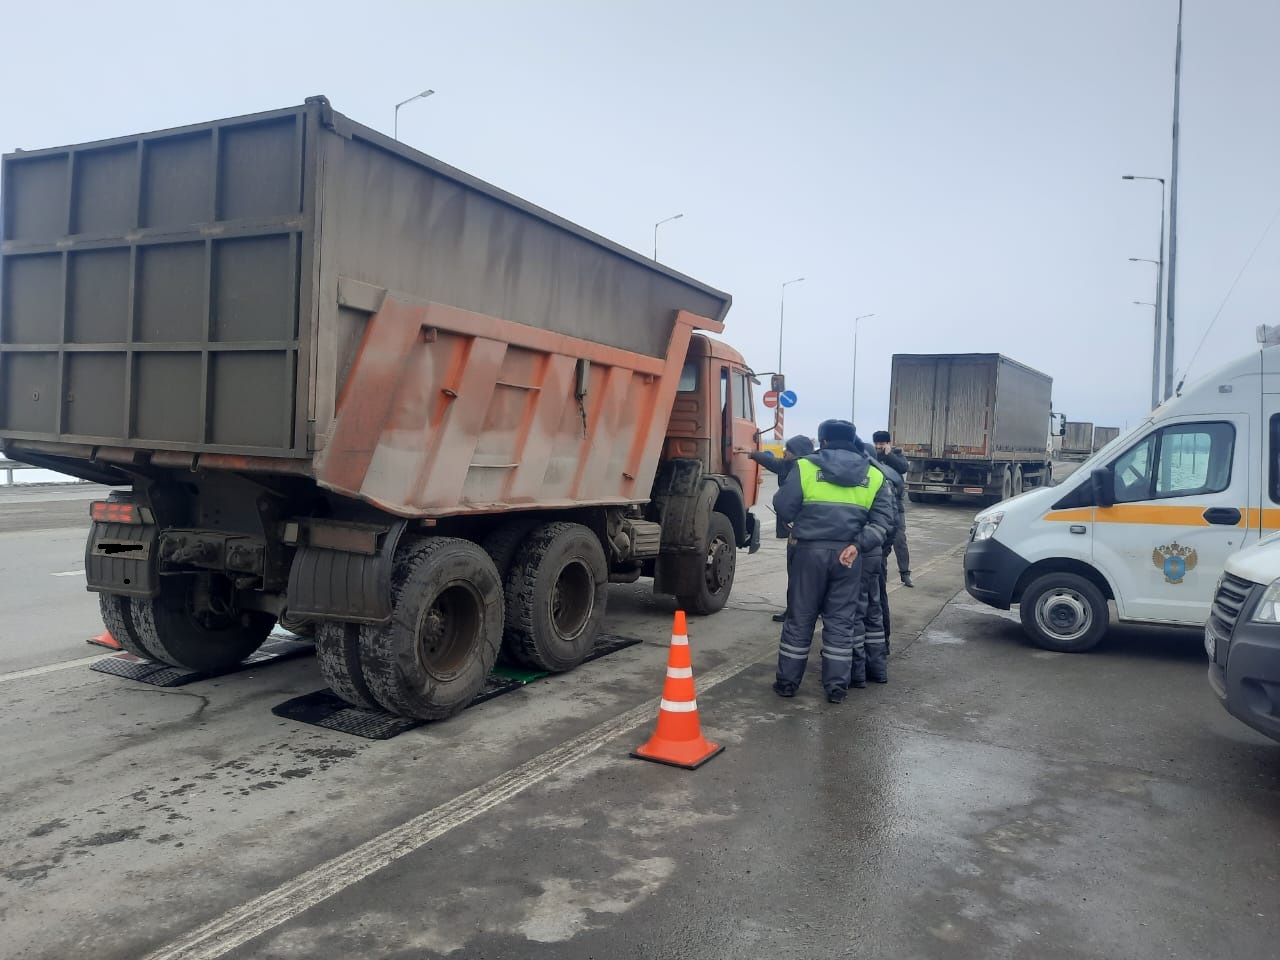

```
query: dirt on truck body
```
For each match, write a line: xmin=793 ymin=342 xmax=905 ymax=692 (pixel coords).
xmin=0 ymin=97 xmax=762 ymax=719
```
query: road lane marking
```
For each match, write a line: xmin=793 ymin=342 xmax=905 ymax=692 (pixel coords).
xmin=0 ymin=654 xmax=108 ymax=683
xmin=51 ymin=570 xmax=84 ymax=577
xmin=141 ymin=649 xmax=770 ymax=960
xmin=143 ymin=538 xmax=972 ymax=960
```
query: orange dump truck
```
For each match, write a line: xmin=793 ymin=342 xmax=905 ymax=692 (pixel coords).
xmin=0 ymin=97 xmax=762 ymax=719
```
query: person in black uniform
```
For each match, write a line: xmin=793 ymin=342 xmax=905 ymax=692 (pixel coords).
xmin=873 ymin=430 xmax=913 ymax=587
xmin=772 ymin=420 xmax=895 ymax=703
xmin=858 ymin=440 xmax=905 ymax=683
xmin=748 ymin=436 xmax=816 ymax=623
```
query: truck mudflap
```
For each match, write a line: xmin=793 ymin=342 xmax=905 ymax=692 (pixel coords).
xmin=284 ymin=519 xmax=408 ymax=624
xmin=86 ymin=514 xmax=159 ymax=598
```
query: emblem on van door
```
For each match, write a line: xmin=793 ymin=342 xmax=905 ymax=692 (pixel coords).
xmin=1152 ymin=542 xmax=1198 ymax=584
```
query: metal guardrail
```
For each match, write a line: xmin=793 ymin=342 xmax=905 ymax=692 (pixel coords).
xmin=0 ymin=459 xmax=84 ymax=485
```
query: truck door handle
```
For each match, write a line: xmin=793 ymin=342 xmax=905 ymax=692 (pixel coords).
xmin=1203 ymin=507 xmax=1241 ymax=525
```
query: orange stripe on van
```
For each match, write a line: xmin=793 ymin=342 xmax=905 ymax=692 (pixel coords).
xmin=1043 ymin=505 xmax=1280 ymax=528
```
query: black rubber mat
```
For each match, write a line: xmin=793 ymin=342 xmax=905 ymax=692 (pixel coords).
xmin=90 ymin=634 xmax=316 ymax=687
xmin=271 ymin=634 xmax=643 ymax=740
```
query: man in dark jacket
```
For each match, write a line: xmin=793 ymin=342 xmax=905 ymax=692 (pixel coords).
xmin=749 ymin=436 xmax=816 ymax=623
xmin=859 ymin=440 xmax=904 ymax=683
xmin=772 ymin=420 xmax=896 ymax=703
xmin=873 ymin=430 xmax=913 ymax=587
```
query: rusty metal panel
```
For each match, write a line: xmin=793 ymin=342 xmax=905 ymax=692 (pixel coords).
xmin=888 ymin=357 xmax=941 ymax=457
xmin=1 ymin=98 xmax=732 ymax=518
xmin=940 ymin=356 xmax=997 ymax=457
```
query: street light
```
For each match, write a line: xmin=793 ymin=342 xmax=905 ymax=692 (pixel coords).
xmin=653 ymin=213 xmax=683 ymax=261
xmin=1123 ymin=175 xmax=1166 ymax=410
xmin=1129 ymin=257 xmax=1162 ymax=411
xmin=777 ymin=277 xmax=805 ymax=371
xmin=394 ymin=88 xmax=435 ymax=141
xmin=851 ymin=313 xmax=876 ymax=423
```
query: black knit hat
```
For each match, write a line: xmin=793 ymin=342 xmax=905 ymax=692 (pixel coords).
xmin=817 ymin=419 xmax=857 ymax=444
xmin=872 ymin=430 xmax=891 ymax=444
xmin=784 ymin=435 xmax=815 ymax=457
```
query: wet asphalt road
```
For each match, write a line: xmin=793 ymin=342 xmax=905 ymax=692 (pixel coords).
xmin=1 ymin=478 xmax=1278 ymax=959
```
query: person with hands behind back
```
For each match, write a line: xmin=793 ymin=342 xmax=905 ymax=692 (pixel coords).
xmin=770 ymin=420 xmax=896 ymax=703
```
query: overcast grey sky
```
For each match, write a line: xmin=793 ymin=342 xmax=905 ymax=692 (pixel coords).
xmin=3 ymin=0 xmax=1277 ymax=440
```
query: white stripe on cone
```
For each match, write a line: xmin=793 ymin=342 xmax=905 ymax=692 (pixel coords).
xmin=666 ymin=666 xmax=693 ymax=679
xmin=671 ymin=635 xmax=689 ymax=646
xmin=660 ymin=699 xmax=698 ymax=713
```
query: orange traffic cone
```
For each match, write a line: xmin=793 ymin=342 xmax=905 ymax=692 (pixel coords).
xmin=631 ymin=610 xmax=724 ymax=769
xmin=88 ymin=629 xmax=122 ymax=650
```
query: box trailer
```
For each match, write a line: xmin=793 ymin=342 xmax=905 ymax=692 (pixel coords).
xmin=0 ymin=97 xmax=764 ymax=719
xmin=1061 ymin=421 xmax=1095 ymax=461
xmin=888 ymin=353 xmax=1054 ymax=504
xmin=1092 ymin=426 xmax=1120 ymax=452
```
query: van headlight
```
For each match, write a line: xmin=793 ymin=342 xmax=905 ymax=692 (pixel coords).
xmin=972 ymin=511 xmax=1005 ymax=542
xmin=1250 ymin=579 xmax=1280 ymax=623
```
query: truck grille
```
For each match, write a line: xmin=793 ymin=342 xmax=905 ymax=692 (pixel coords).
xmin=1209 ymin=573 xmax=1255 ymax=637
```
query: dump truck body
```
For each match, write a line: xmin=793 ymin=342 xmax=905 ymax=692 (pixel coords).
xmin=0 ymin=99 xmax=759 ymax=720
xmin=888 ymin=353 xmax=1054 ymax=503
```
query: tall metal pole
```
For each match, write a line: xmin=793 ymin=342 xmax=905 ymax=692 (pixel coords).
xmin=394 ymin=89 xmax=435 ymax=141
xmin=1124 ymin=177 xmax=1166 ymax=410
xmin=1164 ymin=0 xmax=1183 ymax=399
xmin=652 ymin=213 xmax=683 ymax=261
xmin=776 ymin=277 xmax=804 ymax=442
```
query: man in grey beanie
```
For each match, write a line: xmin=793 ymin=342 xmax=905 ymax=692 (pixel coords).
xmin=749 ymin=435 xmax=816 ymax=622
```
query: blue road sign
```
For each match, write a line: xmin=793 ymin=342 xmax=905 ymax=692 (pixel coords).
xmin=778 ymin=390 xmax=798 ymax=409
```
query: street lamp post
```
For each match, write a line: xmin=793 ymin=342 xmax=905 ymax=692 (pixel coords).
xmin=394 ymin=88 xmax=435 ymax=141
xmin=1123 ymin=175 xmax=1166 ymax=410
xmin=776 ymin=277 xmax=804 ymax=443
xmin=653 ymin=213 xmax=683 ymax=261
xmin=1129 ymin=257 xmax=1163 ymax=411
xmin=851 ymin=313 xmax=875 ymax=423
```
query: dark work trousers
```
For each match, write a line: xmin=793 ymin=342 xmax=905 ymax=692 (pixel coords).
xmin=888 ymin=517 xmax=910 ymax=576
xmin=776 ymin=544 xmax=866 ymax=692
xmin=880 ymin=554 xmax=892 ymax=647
xmin=860 ymin=548 xmax=888 ymax=682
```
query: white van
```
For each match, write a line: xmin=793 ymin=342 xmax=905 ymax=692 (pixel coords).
xmin=964 ymin=333 xmax=1280 ymax=652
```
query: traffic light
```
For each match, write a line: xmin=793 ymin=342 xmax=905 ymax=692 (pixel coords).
xmin=770 ymin=374 xmax=786 ymax=393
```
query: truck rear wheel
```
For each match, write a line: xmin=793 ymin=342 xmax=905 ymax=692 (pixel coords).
xmin=359 ymin=537 xmax=503 ymax=720
xmin=677 ymin=511 xmax=737 ymax=616
xmin=504 ymin=522 xmax=608 ymax=672
xmin=128 ymin=576 xmax=276 ymax=672
xmin=1012 ymin=466 xmax=1024 ymax=496
xmin=315 ymin=621 xmax=380 ymax=710
xmin=1018 ymin=573 xmax=1108 ymax=653
xmin=907 ymin=492 xmax=924 ymax=503
xmin=98 ymin=593 xmax=160 ymax=661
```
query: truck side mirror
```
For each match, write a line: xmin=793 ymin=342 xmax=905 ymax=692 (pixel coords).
xmin=1090 ymin=467 xmax=1115 ymax=508
xmin=1057 ymin=414 xmax=1067 ymax=437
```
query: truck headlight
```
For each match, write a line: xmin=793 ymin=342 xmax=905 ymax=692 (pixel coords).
xmin=972 ymin=511 xmax=1004 ymax=542
xmin=1250 ymin=579 xmax=1280 ymax=623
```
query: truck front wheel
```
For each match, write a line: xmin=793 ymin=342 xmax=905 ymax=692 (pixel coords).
xmin=1018 ymin=573 xmax=1108 ymax=653
xmin=677 ymin=512 xmax=737 ymax=616
xmin=504 ymin=522 xmax=608 ymax=672
xmin=358 ymin=537 xmax=503 ymax=720
xmin=128 ymin=576 xmax=275 ymax=672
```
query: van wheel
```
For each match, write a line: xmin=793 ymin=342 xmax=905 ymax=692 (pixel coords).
xmin=129 ymin=576 xmax=275 ymax=672
xmin=1018 ymin=573 xmax=1108 ymax=652
xmin=359 ymin=537 xmax=503 ymax=720
xmin=504 ymin=522 xmax=608 ymax=672
xmin=677 ymin=512 xmax=737 ymax=615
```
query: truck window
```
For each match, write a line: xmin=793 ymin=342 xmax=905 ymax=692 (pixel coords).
xmin=731 ymin=370 xmax=751 ymax=421
xmin=1113 ymin=422 xmax=1235 ymax=503
xmin=678 ymin=361 xmax=699 ymax=393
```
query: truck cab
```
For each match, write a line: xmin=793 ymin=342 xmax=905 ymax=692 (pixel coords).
xmin=964 ymin=336 xmax=1280 ymax=652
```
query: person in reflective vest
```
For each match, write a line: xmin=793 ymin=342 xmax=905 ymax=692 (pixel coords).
xmin=771 ymin=419 xmax=896 ymax=702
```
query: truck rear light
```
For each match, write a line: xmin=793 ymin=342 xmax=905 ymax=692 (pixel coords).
xmin=91 ymin=501 xmax=149 ymax=524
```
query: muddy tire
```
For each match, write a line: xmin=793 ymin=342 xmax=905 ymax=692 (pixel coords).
xmin=278 ymin=610 xmax=315 ymax=638
xmin=315 ymin=621 xmax=380 ymax=710
xmin=504 ymin=522 xmax=608 ymax=672
xmin=128 ymin=577 xmax=275 ymax=672
xmin=676 ymin=512 xmax=737 ymax=616
xmin=98 ymin=593 xmax=159 ymax=660
xmin=481 ymin=519 xmax=540 ymax=581
xmin=1018 ymin=572 xmax=1108 ymax=653
xmin=907 ymin=492 xmax=924 ymax=503
xmin=358 ymin=537 xmax=503 ymax=720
